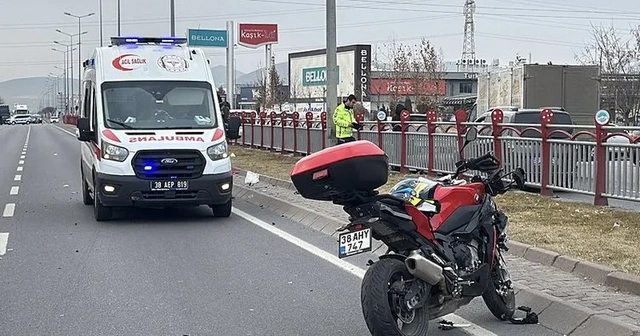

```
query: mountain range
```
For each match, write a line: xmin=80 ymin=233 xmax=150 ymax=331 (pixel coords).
xmin=0 ymin=63 xmax=289 ymax=110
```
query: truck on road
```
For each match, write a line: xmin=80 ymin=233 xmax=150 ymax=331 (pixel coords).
xmin=0 ymin=105 xmax=10 ymax=124
xmin=476 ymin=64 xmax=601 ymax=125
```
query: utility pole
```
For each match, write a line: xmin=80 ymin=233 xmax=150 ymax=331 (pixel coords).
xmin=326 ymin=0 xmax=337 ymax=146
xmin=65 ymin=12 xmax=94 ymax=114
xmin=117 ymin=0 xmax=121 ymax=35
xmin=170 ymin=0 xmax=176 ymax=36
xmin=99 ymin=0 xmax=103 ymax=46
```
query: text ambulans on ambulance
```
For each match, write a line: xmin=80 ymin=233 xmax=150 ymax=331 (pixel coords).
xmin=76 ymin=37 xmax=241 ymax=221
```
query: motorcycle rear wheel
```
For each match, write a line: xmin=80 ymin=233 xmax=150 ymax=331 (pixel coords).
xmin=482 ymin=252 xmax=516 ymax=320
xmin=361 ymin=258 xmax=430 ymax=336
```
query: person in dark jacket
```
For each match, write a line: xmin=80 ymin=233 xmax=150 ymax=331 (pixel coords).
xmin=392 ymin=103 xmax=407 ymax=132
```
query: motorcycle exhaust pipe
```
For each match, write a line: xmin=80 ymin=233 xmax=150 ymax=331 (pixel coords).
xmin=405 ymin=250 xmax=444 ymax=285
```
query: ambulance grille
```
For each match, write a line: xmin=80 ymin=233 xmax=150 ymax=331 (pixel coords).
xmin=132 ymin=149 xmax=205 ymax=180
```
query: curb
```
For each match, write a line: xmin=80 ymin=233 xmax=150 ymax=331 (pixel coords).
xmin=231 ymin=168 xmax=640 ymax=296
xmin=231 ymin=174 xmax=640 ymax=335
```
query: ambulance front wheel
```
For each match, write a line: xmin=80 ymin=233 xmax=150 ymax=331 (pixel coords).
xmin=93 ymin=176 xmax=113 ymax=221
xmin=210 ymin=199 xmax=232 ymax=218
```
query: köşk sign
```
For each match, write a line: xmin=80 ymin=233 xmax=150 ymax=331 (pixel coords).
xmin=112 ymin=54 xmax=147 ymax=71
xmin=238 ymin=23 xmax=278 ymax=48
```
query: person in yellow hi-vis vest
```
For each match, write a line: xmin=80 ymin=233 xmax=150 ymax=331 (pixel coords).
xmin=333 ymin=94 xmax=363 ymax=145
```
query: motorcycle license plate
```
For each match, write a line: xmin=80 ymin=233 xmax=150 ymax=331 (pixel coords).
xmin=338 ymin=228 xmax=372 ymax=259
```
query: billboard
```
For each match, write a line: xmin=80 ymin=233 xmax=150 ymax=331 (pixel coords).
xmin=371 ymin=78 xmax=446 ymax=96
xmin=187 ymin=29 xmax=227 ymax=47
xmin=288 ymin=44 xmax=371 ymax=103
xmin=238 ymin=23 xmax=278 ymax=48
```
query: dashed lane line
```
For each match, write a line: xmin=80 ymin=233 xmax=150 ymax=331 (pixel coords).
xmin=18 ymin=160 xmax=24 ymax=165
xmin=9 ymin=186 xmax=19 ymax=195
xmin=20 ymin=155 xmax=25 ymax=159
xmin=2 ymin=204 xmax=15 ymax=218
xmin=14 ymin=175 xmax=21 ymax=181
xmin=17 ymin=167 xmax=23 ymax=172
xmin=0 ymin=233 xmax=9 ymax=256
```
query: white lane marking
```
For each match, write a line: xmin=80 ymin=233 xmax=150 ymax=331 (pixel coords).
xmin=232 ymin=208 xmax=498 ymax=336
xmin=17 ymin=167 xmax=23 ymax=172
xmin=20 ymin=155 xmax=25 ymax=159
xmin=21 ymin=151 xmax=26 ymax=155
xmin=9 ymin=186 xmax=19 ymax=195
xmin=54 ymin=125 xmax=78 ymax=138
xmin=0 ymin=233 xmax=8 ymax=256
xmin=14 ymin=175 xmax=21 ymax=181
xmin=2 ymin=204 xmax=15 ymax=217
xmin=18 ymin=160 xmax=24 ymax=165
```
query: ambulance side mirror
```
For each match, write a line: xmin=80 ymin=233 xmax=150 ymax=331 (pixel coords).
xmin=77 ymin=117 xmax=94 ymax=142
xmin=225 ymin=116 xmax=241 ymax=140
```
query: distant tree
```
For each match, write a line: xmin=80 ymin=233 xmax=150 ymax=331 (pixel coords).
xmin=382 ymin=38 xmax=412 ymax=109
xmin=254 ymin=71 xmax=268 ymax=111
xmin=268 ymin=64 xmax=287 ymax=110
xmin=411 ymin=38 xmax=443 ymax=113
xmin=576 ymin=24 xmax=640 ymax=125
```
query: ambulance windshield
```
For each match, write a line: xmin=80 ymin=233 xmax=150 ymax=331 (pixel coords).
xmin=101 ymin=80 xmax=218 ymax=129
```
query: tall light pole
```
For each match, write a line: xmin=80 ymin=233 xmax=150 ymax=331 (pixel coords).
xmin=52 ymin=49 xmax=67 ymax=105
xmin=170 ymin=0 xmax=176 ymax=36
xmin=55 ymin=30 xmax=85 ymax=114
xmin=326 ymin=0 xmax=338 ymax=145
xmin=65 ymin=11 xmax=94 ymax=113
xmin=117 ymin=0 xmax=121 ymax=35
xmin=99 ymin=0 xmax=103 ymax=46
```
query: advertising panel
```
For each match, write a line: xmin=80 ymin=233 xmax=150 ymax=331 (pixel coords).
xmin=187 ymin=29 xmax=227 ymax=47
xmin=238 ymin=23 xmax=278 ymax=48
xmin=288 ymin=44 xmax=372 ymax=103
xmin=370 ymin=78 xmax=446 ymax=96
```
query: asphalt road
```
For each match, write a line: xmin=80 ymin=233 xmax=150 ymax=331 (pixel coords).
xmin=0 ymin=124 xmax=561 ymax=336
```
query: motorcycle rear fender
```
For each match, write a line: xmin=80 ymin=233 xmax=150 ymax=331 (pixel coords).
xmin=378 ymin=254 xmax=407 ymax=263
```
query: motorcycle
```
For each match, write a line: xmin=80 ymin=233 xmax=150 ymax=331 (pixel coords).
xmin=290 ymin=127 xmax=527 ymax=336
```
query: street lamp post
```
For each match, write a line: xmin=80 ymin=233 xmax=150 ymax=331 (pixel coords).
xmin=118 ymin=0 xmax=121 ymax=35
xmin=52 ymin=48 xmax=68 ymax=108
xmin=65 ymin=11 xmax=94 ymax=112
xmin=99 ymin=0 xmax=103 ymax=46
xmin=55 ymin=30 xmax=85 ymax=114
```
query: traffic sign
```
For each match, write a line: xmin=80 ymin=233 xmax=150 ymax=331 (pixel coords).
xmin=187 ymin=29 xmax=227 ymax=47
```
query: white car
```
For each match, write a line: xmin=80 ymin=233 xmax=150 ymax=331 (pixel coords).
xmin=50 ymin=117 xmax=60 ymax=123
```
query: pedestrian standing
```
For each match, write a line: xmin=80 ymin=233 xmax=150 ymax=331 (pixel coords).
xmin=333 ymin=94 xmax=362 ymax=145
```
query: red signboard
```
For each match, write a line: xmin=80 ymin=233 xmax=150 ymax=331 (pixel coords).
xmin=371 ymin=78 xmax=446 ymax=96
xmin=238 ymin=23 xmax=278 ymax=48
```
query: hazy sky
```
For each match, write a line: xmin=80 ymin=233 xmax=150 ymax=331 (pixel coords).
xmin=0 ymin=0 xmax=639 ymax=83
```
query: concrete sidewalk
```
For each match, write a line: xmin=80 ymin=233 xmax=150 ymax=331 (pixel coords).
xmin=231 ymin=169 xmax=640 ymax=336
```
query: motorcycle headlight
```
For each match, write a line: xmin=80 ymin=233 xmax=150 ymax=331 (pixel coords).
xmin=102 ymin=142 xmax=129 ymax=162
xmin=207 ymin=141 xmax=228 ymax=160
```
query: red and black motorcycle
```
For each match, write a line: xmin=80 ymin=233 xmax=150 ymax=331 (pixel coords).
xmin=291 ymin=127 xmax=526 ymax=336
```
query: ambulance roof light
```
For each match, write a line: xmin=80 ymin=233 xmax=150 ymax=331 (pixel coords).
xmin=110 ymin=37 xmax=188 ymax=46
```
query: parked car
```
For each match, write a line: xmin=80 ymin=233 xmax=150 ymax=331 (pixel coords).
xmin=30 ymin=114 xmax=43 ymax=123
xmin=473 ymin=109 xmax=576 ymax=188
xmin=50 ymin=116 xmax=60 ymax=123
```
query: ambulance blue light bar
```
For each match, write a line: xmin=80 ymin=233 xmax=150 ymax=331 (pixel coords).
xmin=110 ymin=37 xmax=188 ymax=46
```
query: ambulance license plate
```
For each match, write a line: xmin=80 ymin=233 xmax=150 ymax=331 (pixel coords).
xmin=150 ymin=180 xmax=189 ymax=191
xmin=338 ymin=228 xmax=372 ymax=258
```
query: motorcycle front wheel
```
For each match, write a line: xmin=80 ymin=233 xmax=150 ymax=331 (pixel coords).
xmin=482 ymin=251 xmax=516 ymax=320
xmin=361 ymin=257 xmax=430 ymax=336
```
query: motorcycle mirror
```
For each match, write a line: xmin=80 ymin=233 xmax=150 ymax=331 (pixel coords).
xmin=464 ymin=127 xmax=478 ymax=143
xmin=512 ymin=168 xmax=526 ymax=189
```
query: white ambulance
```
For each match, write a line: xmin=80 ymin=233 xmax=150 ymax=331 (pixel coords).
xmin=76 ymin=37 xmax=241 ymax=221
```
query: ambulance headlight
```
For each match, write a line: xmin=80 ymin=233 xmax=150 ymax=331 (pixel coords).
xmin=207 ymin=142 xmax=228 ymax=161
xmin=102 ymin=142 xmax=129 ymax=162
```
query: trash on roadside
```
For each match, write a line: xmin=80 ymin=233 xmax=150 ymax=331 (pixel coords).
xmin=245 ymin=171 xmax=259 ymax=186
xmin=438 ymin=320 xmax=470 ymax=330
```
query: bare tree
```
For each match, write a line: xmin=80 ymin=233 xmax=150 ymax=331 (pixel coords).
xmin=576 ymin=23 xmax=640 ymax=125
xmin=253 ymin=70 xmax=268 ymax=113
xmin=413 ymin=38 xmax=444 ymax=113
xmin=382 ymin=38 xmax=412 ymax=109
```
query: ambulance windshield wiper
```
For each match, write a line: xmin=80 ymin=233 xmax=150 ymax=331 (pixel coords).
xmin=106 ymin=119 xmax=134 ymax=129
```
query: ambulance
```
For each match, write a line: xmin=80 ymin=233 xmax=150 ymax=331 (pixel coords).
xmin=76 ymin=37 xmax=241 ymax=221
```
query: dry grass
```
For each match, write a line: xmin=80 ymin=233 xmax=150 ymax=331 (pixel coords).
xmin=229 ymin=145 xmax=640 ymax=276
